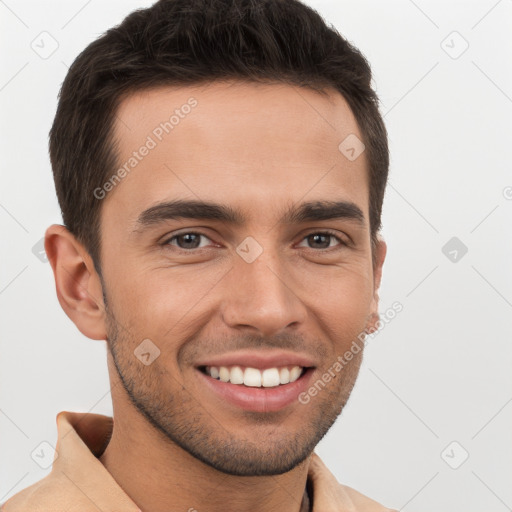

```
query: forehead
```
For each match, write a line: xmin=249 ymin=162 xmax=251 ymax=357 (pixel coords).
xmin=105 ymin=81 xmax=369 ymax=229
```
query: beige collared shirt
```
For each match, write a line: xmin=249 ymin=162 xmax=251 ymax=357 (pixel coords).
xmin=1 ymin=411 xmax=395 ymax=511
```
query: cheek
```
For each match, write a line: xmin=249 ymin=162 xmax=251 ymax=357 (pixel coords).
xmin=105 ymin=263 xmax=220 ymax=339
xmin=299 ymin=262 xmax=374 ymax=339
xmin=303 ymin=257 xmax=374 ymax=298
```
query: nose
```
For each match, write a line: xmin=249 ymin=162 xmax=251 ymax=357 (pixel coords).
xmin=220 ymin=248 xmax=307 ymax=337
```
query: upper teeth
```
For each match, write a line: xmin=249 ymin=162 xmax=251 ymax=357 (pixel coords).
xmin=206 ymin=365 xmax=303 ymax=387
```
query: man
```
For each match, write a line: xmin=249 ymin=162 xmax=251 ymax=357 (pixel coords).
xmin=2 ymin=0 xmax=396 ymax=510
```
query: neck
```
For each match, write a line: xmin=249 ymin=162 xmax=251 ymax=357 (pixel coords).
xmin=99 ymin=356 xmax=311 ymax=512
xmin=98 ymin=406 xmax=311 ymax=512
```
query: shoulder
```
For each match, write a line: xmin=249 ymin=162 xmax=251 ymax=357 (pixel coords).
xmin=308 ymin=452 xmax=398 ymax=511
xmin=1 ymin=471 xmax=93 ymax=511
xmin=1 ymin=473 xmax=59 ymax=511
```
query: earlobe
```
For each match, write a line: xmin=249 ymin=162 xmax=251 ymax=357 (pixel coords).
xmin=45 ymin=224 xmax=107 ymax=340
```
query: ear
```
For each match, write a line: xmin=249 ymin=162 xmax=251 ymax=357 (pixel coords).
xmin=44 ymin=224 xmax=107 ymax=340
xmin=365 ymin=235 xmax=387 ymax=334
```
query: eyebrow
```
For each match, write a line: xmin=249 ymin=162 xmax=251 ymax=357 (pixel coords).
xmin=134 ymin=199 xmax=365 ymax=230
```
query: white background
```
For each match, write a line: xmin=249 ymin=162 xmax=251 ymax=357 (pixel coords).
xmin=1 ymin=1 xmax=511 ymax=510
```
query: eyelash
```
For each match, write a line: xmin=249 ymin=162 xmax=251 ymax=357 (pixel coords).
xmin=162 ymin=230 xmax=348 ymax=252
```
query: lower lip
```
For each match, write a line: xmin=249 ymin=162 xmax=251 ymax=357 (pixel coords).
xmin=196 ymin=368 xmax=315 ymax=413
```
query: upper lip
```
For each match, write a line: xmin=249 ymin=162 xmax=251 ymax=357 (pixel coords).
xmin=195 ymin=350 xmax=317 ymax=370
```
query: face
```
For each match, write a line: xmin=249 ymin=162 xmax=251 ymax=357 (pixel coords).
xmin=97 ymin=81 xmax=385 ymax=476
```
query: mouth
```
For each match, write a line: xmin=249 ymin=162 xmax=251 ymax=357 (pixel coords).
xmin=195 ymin=361 xmax=315 ymax=413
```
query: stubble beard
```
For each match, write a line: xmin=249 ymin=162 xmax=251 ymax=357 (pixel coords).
xmin=103 ymin=297 xmax=363 ymax=476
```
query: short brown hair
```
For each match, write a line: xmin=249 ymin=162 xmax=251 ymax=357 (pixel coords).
xmin=49 ymin=0 xmax=389 ymax=271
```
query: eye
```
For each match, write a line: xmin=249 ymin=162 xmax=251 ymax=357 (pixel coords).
xmin=164 ymin=232 xmax=213 ymax=250
xmin=162 ymin=230 xmax=348 ymax=253
xmin=297 ymin=231 xmax=347 ymax=250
